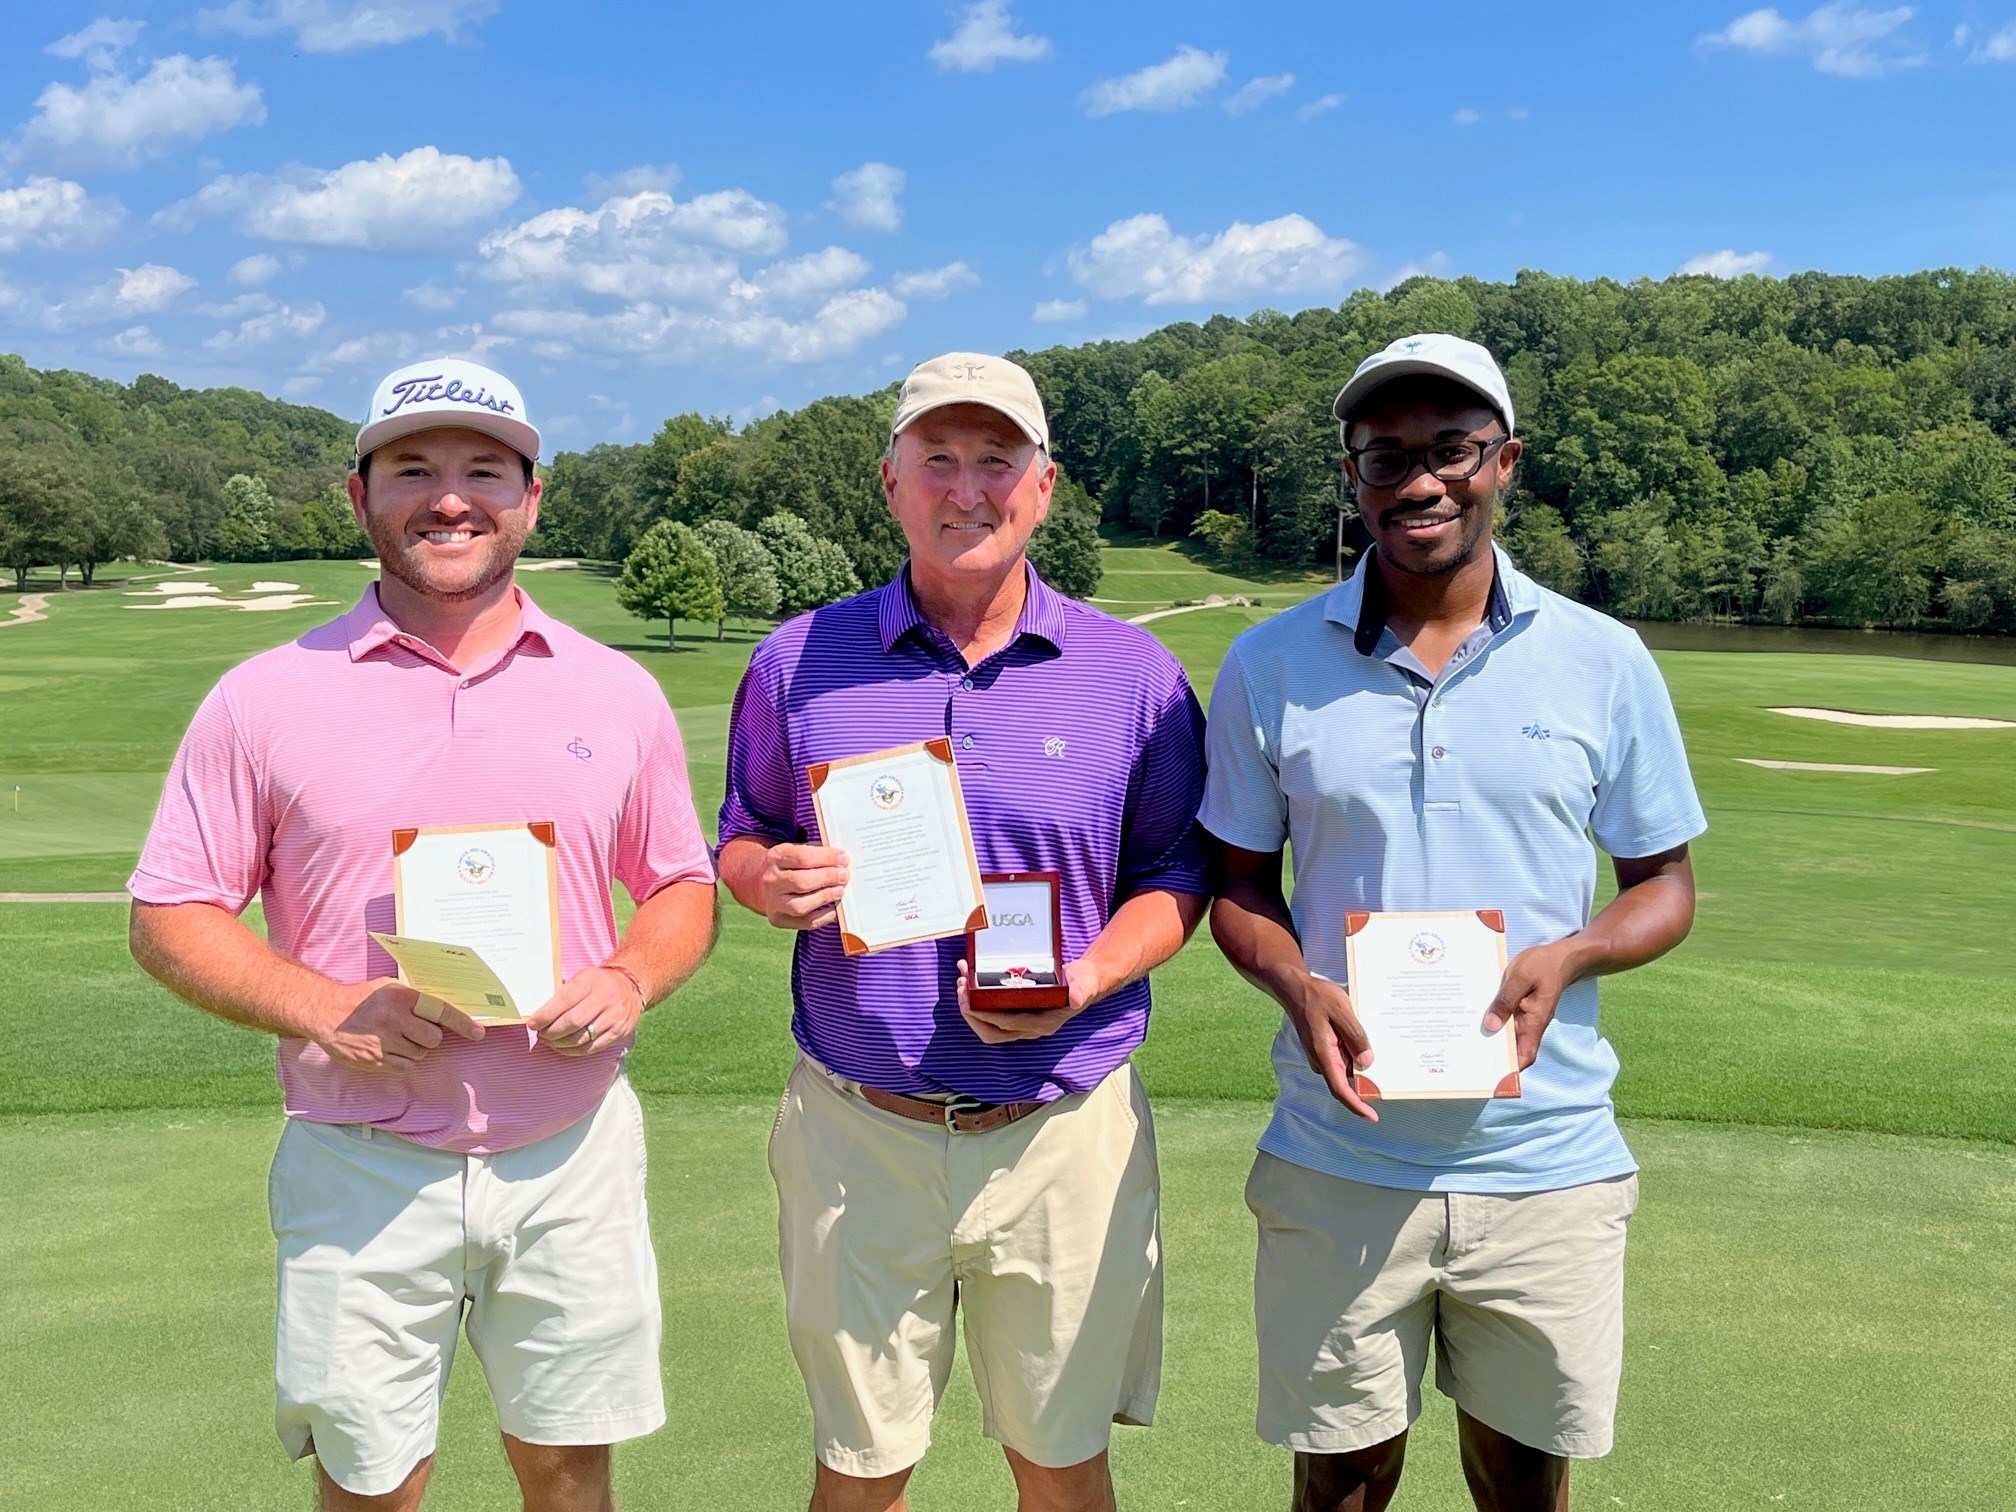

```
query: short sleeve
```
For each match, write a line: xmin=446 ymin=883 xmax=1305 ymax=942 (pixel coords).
xmin=1198 ymin=644 xmax=1291 ymax=854
xmin=1115 ymin=673 xmax=1210 ymax=899
xmin=128 ymin=684 xmax=270 ymax=912
xmin=613 ymin=699 xmax=717 ymax=903
xmin=716 ymin=653 xmax=799 ymax=849
xmin=1589 ymin=642 xmax=1708 ymax=859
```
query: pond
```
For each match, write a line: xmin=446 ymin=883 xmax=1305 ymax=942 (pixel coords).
xmin=1626 ymin=620 xmax=2016 ymax=668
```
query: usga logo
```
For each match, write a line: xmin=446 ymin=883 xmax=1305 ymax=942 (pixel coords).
xmin=990 ymin=910 xmax=1036 ymax=928
xmin=457 ymin=847 xmax=496 ymax=885
xmin=870 ymin=775 xmax=905 ymax=811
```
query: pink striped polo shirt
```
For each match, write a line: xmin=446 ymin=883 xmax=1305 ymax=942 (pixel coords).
xmin=130 ymin=584 xmax=715 ymax=1153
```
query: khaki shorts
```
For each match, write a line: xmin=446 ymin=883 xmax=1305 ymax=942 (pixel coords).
xmin=269 ymin=1077 xmax=664 ymax=1497
xmin=1247 ymin=1151 xmax=1639 ymax=1459
xmin=769 ymin=1055 xmax=1162 ymax=1476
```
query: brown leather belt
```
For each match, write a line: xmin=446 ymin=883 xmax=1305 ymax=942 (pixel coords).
xmin=855 ymin=1083 xmax=1047 ymax=1134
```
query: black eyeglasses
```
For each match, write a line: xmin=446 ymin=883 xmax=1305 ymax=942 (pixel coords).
xmin=1346 ymin=433 xmax=1510 ymax=490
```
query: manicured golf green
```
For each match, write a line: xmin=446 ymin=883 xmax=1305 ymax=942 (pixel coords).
xmin=3 ymin=542 xmax=2013 ymax=1509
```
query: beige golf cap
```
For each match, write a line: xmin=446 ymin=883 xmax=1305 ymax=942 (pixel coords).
xmin=891 ymin=351 xmax=1049 ymax=451
xmin=1331 ymin=333 xmax=1515 ymax=439
xmin=356 ymin=357 xmax=541 ymax=465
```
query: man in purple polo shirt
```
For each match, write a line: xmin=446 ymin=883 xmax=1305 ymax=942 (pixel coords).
xmin=718 ymin=352 xmax=1209 ymax=1512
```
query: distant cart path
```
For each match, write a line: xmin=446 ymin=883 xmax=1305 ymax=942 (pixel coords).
xmin=0 ymin=892 xmax=129 ymax=903
xmin=1126 ymin=593 xmax=1258 ymax=626
xmin=0 ymin=593 xmax=50 ymax=628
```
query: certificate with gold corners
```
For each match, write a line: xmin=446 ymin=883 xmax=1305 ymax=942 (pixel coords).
xmin=807 ymin=738 xmax=987 ymax=956
xmin=1344 ymin=909 xmax=1521 ymax=1101
xmin=390 ymin=821 xmax=562 ymax=1023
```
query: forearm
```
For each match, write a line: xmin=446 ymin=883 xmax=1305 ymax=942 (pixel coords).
xmin=1557 ymin=857 xmax=1697 ymax=984
xmin=715 ymin=835 xmax=774 ymax=916
xmin=1209 ymin=882 xmax=1322 ymax=1013
xmin=610 ymin=879 xmax=720 ymax=1004
xmin=130 ymin=900 xmax=343 ymax=1040
xmin=1079 ymin=888 xmax=1207 ymax=1001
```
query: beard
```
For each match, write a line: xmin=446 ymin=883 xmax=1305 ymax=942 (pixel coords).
xmin=364 ymin=502 xmax=531 ymax=604
xmin=1371 ymin=491 xmax=1497 ymax=578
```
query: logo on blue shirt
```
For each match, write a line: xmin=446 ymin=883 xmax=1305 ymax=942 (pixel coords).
xmin=1522 ymin=722 xmax=1551 ymax=740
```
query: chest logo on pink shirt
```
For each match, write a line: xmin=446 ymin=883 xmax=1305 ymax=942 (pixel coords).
xmin=458 ymin=848 xmax=497 ymax=885
xmin=567 ymin=736 xmax=594 ymax=761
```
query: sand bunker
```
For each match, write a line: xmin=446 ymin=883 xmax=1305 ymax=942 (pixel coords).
xmin=1739 ymin=759 xmax=1935 ymax=775
xmin=1768 ymin=706 xmax=2015 ymax=731
xmin=519 ymin=559 xmax=580 ymax=572
xmin=127 ymin=581 xmax=222 ymax=596
xmin=251 ymin=580 xmax=301 ymax=591
xmin=127 ymin=593 xmax=334 ymax=612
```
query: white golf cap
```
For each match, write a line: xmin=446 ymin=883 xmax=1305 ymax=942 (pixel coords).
xmin=1331 ymin=333 xmax=1515 ymax=439
xmin=891 ymin=351 xmax=1049 ymax=451
xmin=356 ymin=357 xmax=541 ymax=465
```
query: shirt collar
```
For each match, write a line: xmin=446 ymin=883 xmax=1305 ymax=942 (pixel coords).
xmin=875 ymin=563 xmax=1070 ymax=656
xmin=343 ymin=581 xmax=557 ymax=664
xmin=1324 ymin=542 xmax=1534 ymax=657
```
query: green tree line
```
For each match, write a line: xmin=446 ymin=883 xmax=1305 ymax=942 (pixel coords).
xmin=6 ymin=268 xmax=2015 ymax=629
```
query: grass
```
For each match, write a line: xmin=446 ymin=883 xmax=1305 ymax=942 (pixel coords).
xmin=4 ymin=541 xmax=2016 ymax=1508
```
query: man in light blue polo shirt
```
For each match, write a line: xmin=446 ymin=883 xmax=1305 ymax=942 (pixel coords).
xmin=1201 ymin=333 xmax=1705 ymax=1512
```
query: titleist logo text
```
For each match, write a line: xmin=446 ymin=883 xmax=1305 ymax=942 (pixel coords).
xmin=381 ymin=375 xmax=517 ymax=418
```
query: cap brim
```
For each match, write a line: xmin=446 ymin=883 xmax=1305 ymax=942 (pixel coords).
xmin=356 ymin=410 xmax=541 ymax=465
xmin=890 ymin=397 xmax=1045 ymax=449
xmin=1332 ymin=359 xmax=1505 ymax=428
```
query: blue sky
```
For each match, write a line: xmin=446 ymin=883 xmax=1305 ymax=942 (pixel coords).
xmin=0 ymin=0 xmax=2010 ymax=450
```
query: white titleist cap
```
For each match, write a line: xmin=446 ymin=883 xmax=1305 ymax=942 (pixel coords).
xmin=356 ymin=358 xmax=541 ymax=464
xmin=1331 ymin=333 xmax=1515 ymax=439
xmin=891 ymin=351 xmax=1049 ymax=451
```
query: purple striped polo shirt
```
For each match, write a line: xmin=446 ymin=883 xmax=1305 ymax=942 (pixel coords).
xmin=719 ymin=565 xmax=1209 ymax=1103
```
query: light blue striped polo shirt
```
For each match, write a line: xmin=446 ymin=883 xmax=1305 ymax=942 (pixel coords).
xmin=1200 ymin=545 xmax=1706 ymax=1193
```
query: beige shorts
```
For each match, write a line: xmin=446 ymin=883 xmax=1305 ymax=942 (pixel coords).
xmin=768 ymin=1055 xmax=1162 ymax=1477
xmin=1247 ymin=1151 xmax=1639 ymax=1459
xmin=268 ymin=1076 xmax=664 ymax=1497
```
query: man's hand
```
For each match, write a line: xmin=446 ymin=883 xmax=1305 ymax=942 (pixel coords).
xmin=745 ymin=843 xmax=850 ymax=931
xmin=317 ymin=978 xmax=484 ymax=1073
xmin=956 ymin=957 xmax=1105 ymax=1045
xmin=1483 ymin=939 xmax=1578 ymax=1070
xmin=1286 ymin=973 xmax=1378 ymax=1123
xmin=526 ymin=965 xmax=646 ymax=1057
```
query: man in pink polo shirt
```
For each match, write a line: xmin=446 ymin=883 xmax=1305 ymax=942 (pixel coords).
xmin=129 ymin=357 xmax=718 ymax=1512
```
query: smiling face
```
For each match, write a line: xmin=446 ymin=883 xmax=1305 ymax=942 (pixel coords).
xmin=1344 ymin=377 xmax=1520 ymax=580
xmin=881 ymin=402 xmax=1054 ymax=593
xmin=348 ymin=426 xmax=541 ymax=604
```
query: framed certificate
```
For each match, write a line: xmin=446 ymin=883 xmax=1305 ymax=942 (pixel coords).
xmin=966 ymin=871 xmax=1067 ymax=1011
xmin=390 ymin=821 xmax=563 ymax=1023
xmin=1344 ymin=909 xmax=1520 ymax=1101
xmin=807 ymin=738 xmax=987 ymax=956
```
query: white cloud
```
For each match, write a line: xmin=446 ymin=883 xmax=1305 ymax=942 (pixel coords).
xmin=1680 ymin=248 xmax=1774 ymax=277
xmin=282 ymin=375 xmax=323 ymax=396
xmin=1453 ymin=107 xmax=1483 ymax=125
xmin=1069 ymin=211 xmax=1365 ymax=306
xmin=478 ymin=186 xmax=906 ymax=368
xmin=1082 ymin=46 xmax=1228 ymax=117
xmin=930 ymin=1 xmax=1051 ymax=71
xmin=101 ymin=324 xmax=162 ymax=357
xmin=33 ymin=263 xmax=196 ymax=329
xmin=168 ymin=147 xmax=520 ymax=251
xmin=0 ymin=176 xmax=124 ymax=251
xmin=46 ymin=18 xmax=146 ymax=69
xmin=113 ymin=263 xmax=197 ymax=311
xmin=1699 ymin=4 xmax=1924 ymax=77
xmin=1033 ymin=297 xmax=1089 ymax=322
xmin=891 ymin=261 xmax=979 ymax=300
xmin=1507 ymin=104 xmax=1530 ymax=120
xmin=828 ymin=161 xmax=905 ymax=234
xmin=230 ymin=252 xmax=283 ymax=286
xmin=1960 ymin=20 xmax=2016 ymax=60
xmin=1381 ymin=252 xmax=1453 ymax=289
xmin=195 ymin=0 xmax=498 ymax=52
xmin=1224 ymin=73 xmax=1294 ymax=115
xmin=206 ymin=298 xmax=325 ymax=351
xmin=1297 ymin=92 xmax=1345 ymax=121
xmin=403 ymin=280 xmax=464 ymax=310
xmin=15 ymin=53 xmax=265 ymax=170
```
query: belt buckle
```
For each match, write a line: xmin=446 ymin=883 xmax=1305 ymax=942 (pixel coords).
xmin=941 ymin=1093 xmax=992 ymax=1133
